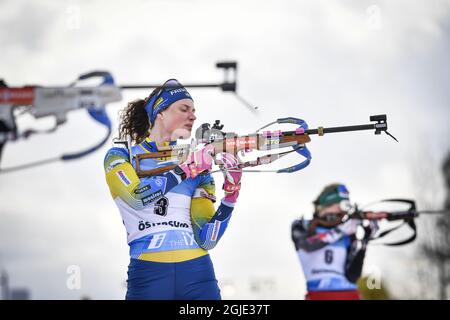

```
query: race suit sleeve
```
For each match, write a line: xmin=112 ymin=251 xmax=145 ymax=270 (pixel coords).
xmin=190 ymin=174 xmax=234 ymax=250
xmin=345 ymin=222 xmax=377 ymax=283
xmin=344 ymin=235 xmax=367 ymax=283
xmin=291 ymin=219 xmax=346 ymax=252
xmin=104 ymin=147 xmax=184 ymax=210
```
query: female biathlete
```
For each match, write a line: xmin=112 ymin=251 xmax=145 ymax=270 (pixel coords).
xmin=104 ymin=79 xmax=242 ymax=300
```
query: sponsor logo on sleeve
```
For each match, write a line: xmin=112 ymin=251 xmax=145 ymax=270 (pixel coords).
xmin=210 ymin=220 xmax=221 ymax=241
xmin=106 ymin=159 xmax=126 ymax=172
xmin=116 ymin=170 xmax=131 ymax=186
xmin=134 ymin=185 xmax=151 ymax=194
xmin=141 ymin=190 xmax=163 ymax=206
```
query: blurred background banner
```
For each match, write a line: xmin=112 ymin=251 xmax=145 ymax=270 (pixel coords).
xmin=0 ymin=0 xmax=449 ymax=299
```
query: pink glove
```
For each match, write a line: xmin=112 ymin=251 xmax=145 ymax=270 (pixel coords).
xmin=179 ymin=144 xmax=214 ymax=179
xmin=220 ymin=153 xmax=242 ymax=204
xmin=337 ymin=218 xmax=360 ymax=236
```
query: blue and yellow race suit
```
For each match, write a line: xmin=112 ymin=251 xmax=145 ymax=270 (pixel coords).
xmin=104 ymin=138 xmax=234 ymax=299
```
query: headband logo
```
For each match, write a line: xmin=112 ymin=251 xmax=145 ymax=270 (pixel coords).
xmin=154 ymin=97 xmax=165 ymax=108
xmin=169 ymin=88 xmax=187 ymax=95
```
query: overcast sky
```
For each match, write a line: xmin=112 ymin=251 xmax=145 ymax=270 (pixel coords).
xmin=0 ymin=0 xmax=449 ymax=299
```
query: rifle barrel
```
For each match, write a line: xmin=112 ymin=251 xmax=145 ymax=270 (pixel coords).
xmin=306 ymin=124 xmax=375 ymax=135
xmin=417 ymin=210 xmax=450 ymax=214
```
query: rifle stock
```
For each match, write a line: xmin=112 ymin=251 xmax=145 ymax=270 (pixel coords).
xmin=134 ymin=132 xmax=312 ymax=177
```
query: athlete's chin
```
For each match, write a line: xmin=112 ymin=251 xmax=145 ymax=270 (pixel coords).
xmin=171 ymin=128 xmax=191 ymax=140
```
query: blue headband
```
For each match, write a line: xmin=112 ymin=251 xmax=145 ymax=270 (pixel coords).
xmin=144 ymin=79 xmax=193 ymax=126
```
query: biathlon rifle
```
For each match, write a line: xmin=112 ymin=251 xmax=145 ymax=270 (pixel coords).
xmin=345 ymin=199 xmax=448 ymax=246
xmin=133 ymin=114 xmax=398 ymax=177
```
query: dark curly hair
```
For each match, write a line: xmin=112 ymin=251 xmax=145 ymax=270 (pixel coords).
xmin=118 ymin=87 xmax=162 ymax=144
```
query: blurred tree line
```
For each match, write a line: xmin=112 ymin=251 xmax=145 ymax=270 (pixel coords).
xmin=358 ymin=151 xmax=450 ymax=300
xmin=419 ymin=152 xmax=450 ymax=299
